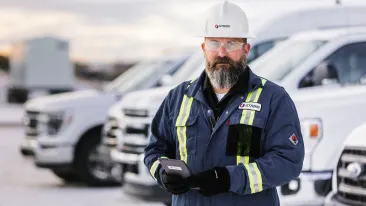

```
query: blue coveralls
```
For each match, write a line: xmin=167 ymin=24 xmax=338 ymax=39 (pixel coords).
xmin=144 ymin=68 xmax=305 ymax=206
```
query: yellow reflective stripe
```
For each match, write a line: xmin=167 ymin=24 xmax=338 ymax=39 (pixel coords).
xmin=236 ymin=156 xmax=250 ymax=165
xmin=175 ymin=94 xmax=194 ymax=163
xmin=237 ymin=79 xmax=267 ymax=165
xmin=176 ymin=96 xmax=187 ymax=162
xmin=150 ymin=160 xmax=160 ymax=180
xmin=261 ymin=78 xmax=267 ymax=86
xmin=248 ymin=88 xmax=263 ymax=125
xmin=240 ymin=93 xmax=252 ymax=124
xmin=149 ymin=156 xmax=168 ymax=180
xmin=244 ymin=156 xmax=249 ymax=164
xmin=244 ymin=162 xmax=263 ymax=194
xmin=183 ymin=97 xmax=193 ymax=163
xmin=187 ymin=79 xmax=195 ymax=88
xmin=244 ymin=164 xmax=255 ymax=193
xmin=181 ymin=127 xmax=188 ymax=163
xmin=253 ymin=163 xmax=263 ymax=192
xmin=177 ymin=126 xmax=184 ymax=162
xmin=176 ymin=95 xmax=188 ymax=127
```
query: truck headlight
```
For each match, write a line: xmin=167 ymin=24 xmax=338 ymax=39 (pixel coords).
xmin=38 ymin=110 xmax=73 ymax=136
xmin=301 ymin=118 xmax=322 ymax=155
xmin=116 ymin=133 xmax=124 ymax=150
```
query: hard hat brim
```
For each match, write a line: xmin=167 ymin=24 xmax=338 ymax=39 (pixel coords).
xmin=194 ymin=33 xmax=256 ymax=39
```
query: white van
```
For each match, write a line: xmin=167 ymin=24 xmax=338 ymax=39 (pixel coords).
xmin=111 ymin=26 xmax=366 ymax=205
xmin=19 ymin=54 xmax=189 ymax=186
xmin=324 ymin=123 xmax=366 ymax=206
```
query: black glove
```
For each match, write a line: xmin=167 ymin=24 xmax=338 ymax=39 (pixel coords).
xmin=187 ymin=167 xmax=230 ymax=196
xmin=161 ymin=169 xmax=190 ymax=195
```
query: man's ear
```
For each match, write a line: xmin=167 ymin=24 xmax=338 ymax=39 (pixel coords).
xmin=244 ymin=43 xmax=251 ymax=54
xmin=201 ymin=42 xmax=205 ymax=52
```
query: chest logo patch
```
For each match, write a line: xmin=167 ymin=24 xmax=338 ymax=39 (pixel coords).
xmin=238 ymin=102 xmax=261 ymax=111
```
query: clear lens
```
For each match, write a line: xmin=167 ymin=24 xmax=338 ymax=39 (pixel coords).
xmin=205 ymin=41 xmax=244 ymax=52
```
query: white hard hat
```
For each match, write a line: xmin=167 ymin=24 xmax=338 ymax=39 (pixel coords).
xmin=197 ymin=0 xmax=255 ymax=38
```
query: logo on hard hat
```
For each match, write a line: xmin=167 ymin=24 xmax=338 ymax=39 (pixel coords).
xmin=214 ymin=24 xmax=230 ymax=29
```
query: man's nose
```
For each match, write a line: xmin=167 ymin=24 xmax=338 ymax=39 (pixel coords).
xmin=218 ymin=45 xmax=228 ymax=57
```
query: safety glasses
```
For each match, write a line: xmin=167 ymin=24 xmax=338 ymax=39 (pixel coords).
xmin=205 ymin=41 xmax=245 ymax=52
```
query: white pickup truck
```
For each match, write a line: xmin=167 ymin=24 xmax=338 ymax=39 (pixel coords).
xmin=99 ymin=50 xmax=204 ymax=182
xmin=253 ymin=26 xmax=366 ymax=206
xmin=324 ymin=122 xmax=366 ymax=206
xmin=19 ymin=54 xmax=189 ymax=186
xmin=110 ymin=26 xmax=366 ymax=205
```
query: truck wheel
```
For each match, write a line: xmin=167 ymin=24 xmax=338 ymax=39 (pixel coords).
xmin=75 ymin=132 xmax=120 ymax=187
xmin=52 ymin=170 xmax=80 ymax=183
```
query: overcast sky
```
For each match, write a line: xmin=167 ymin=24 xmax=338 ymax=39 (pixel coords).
xmin=0 ymin=0 xmax=364 ymax=63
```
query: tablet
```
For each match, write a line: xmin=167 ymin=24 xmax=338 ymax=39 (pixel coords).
xmin=158 ymin=158 xmax=192 ymax=178
xmin=158 ymin=158 xmax=200 ymax=190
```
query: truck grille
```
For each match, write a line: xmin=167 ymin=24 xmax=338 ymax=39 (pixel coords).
xmin=122 ymin=163 xmax=139 ymax=174
xmin=24 ymin=110 xmax=40 ymax=137
xmin=336 ymin=147 xmax=366 ymax=205
xmin=118 ymin=124 xmax=150 ymax=155
xmin=120 ymin=143 xmax=146 ymax=155
xmin=103 ymin=117 xmax=120 ymax=147
xmin=123 ymin=109 xmax=148 ymax=117
xmin=125 ymin=125 xmax=150 ymax=137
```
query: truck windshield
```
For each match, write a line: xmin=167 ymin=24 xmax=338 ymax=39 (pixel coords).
xmin=103 ymin=60 xmax=173 ymax=93
xmin=252 ymin=39 xmax=327 ymax=81
xmin=167 ymin=53 xmax=204 ymax=86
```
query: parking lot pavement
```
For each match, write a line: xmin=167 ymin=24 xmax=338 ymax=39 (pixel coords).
xmin=0 ymin=104 xmax=23 ymax=126
xmin=0 ymin=126 xmax=164 ymax=206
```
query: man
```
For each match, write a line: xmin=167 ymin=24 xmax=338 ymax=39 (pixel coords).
xmin=144 ymin=0 xmax=304 ymax=205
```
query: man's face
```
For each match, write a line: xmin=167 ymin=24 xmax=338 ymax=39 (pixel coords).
xmin=201 ymin=37 xmax=250 ymax=89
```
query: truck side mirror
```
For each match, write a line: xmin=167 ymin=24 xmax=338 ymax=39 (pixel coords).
xmin=312 ymin=61 xmax=339 ymax=86
xmin=298 ymin=74 xmax=314 ymax=88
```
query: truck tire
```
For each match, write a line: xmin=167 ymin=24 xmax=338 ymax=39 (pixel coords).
xmin=74 ymin=132 xmax=119 ymax=187
xmin=52 ymin=170 xmax=80 ymax=183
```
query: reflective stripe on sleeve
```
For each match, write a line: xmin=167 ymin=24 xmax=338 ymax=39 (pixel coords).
xmin=149 ymin=156 xmax=168 ymax=181
xmin=244 ymin=162 xmax=263 ymax=193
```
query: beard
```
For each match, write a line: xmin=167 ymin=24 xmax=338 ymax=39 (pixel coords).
xmin=205 ymin=55 xmax=247 ymax=89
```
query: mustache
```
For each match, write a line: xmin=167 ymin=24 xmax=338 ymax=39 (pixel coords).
xmin=213 ymin=56 xmax=235 ymax=66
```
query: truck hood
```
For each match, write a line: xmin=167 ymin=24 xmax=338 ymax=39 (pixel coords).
xmin=290 ymin=85 xmax=366 ymax=104
xmin=117 ymin=84 xmax=366 ymax=115
xmin=118 ymin=86 xmax=173 ymax=112
xmin=25 ymin=89 xmax=119 ymax=112
xmin=344 ymin=123 xmax=366 ymax=148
